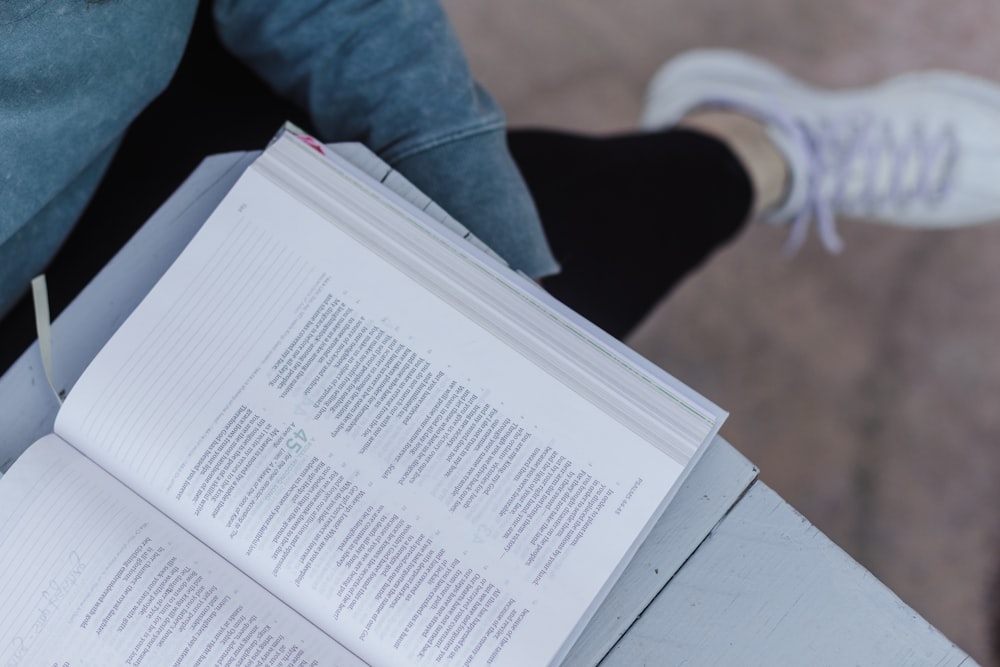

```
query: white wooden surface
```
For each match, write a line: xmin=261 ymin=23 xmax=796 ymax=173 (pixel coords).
xmin=601 ymin=482 xmax=976 ymax=667
xmin=0 ymin=147 xmax=975 ymax=667
xmin=568 ymin=437 xmax=757 ymax=665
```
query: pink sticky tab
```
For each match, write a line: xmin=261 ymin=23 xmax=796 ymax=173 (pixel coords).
xmin=293 ymin=133 xmax=327 ymax=156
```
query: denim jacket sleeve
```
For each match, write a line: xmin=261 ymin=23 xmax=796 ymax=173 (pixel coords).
xmin=0 ymin=0 xmax=199 ymax=318
xmin=212 ymin=0 xmax=558 ymax=278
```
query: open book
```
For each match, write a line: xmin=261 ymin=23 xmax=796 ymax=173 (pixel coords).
xmin=0 ymin=127 xmax=724 ymax=667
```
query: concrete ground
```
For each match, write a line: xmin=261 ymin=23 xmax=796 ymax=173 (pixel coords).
xmin=441 ymin=0 xmax=1000 ymax=663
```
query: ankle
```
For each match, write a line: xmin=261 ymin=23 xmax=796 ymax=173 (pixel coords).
xmin=677 ymin=110 xmax=790 ymax=218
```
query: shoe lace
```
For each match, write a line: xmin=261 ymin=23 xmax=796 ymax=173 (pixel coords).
xmin=782 ymin=111 xmax=959 ymax=254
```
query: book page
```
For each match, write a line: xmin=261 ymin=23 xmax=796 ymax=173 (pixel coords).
xmin=55 ymin=143 xmax=688 ymax=666
xmin=0 ymin=435 xmax=365 ymax=667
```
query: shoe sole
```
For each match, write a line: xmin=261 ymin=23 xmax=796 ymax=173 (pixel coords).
xmin=643 ymin=48 xmax=1000 ymax=125
xmin=641 ymin=49 xmax=804 ymax=127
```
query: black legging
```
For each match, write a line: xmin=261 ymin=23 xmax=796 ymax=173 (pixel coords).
xmin=511 ymin=129 xmax=752 ymax=338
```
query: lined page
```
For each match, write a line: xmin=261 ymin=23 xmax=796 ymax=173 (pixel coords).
xmin=71 ymin=217 xmax=311 ymax=480
xmin=0 ymin=436 xmax=364 ymax=666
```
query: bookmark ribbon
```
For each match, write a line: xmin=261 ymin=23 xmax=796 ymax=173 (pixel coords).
xmin=31 ymin=274 xmax=62 ymax=405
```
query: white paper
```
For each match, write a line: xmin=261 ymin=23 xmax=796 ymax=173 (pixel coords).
xmin=54 ymin=141 xmax=689 ymax=666
xmin=0 ymin=435 xmax=364 ymax=667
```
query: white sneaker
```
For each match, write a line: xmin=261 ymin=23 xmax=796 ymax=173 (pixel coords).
xmin=641 ymin=49 xmax=1000 ymax=251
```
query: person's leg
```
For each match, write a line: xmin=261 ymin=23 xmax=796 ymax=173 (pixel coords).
xmin=509 ymin=128 xmax=758 ymax=339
